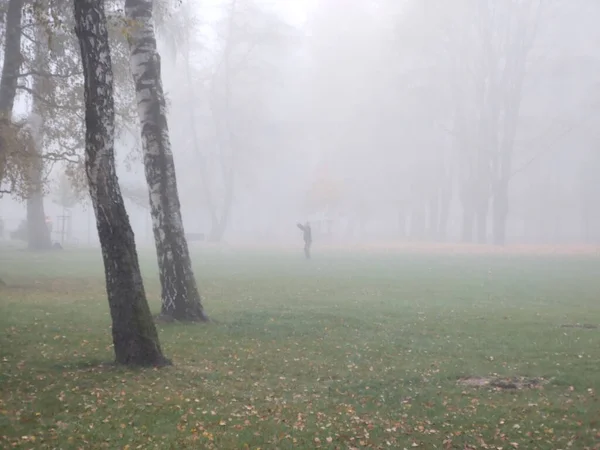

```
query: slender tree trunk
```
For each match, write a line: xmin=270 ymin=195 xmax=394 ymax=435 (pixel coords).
xmin=428 ymin=193 xmax=439 ymax=240
xmin=208 ymin=218 xmax=227 ymax=243
xmin=207 ymin=109 xmax=235 ymax=244
xmin=0 ymin=0 xmax=22 ymax=114
xmin=438 ymin=173 xmax=452 ymax=242
xmin=0 ymin=0 xmax=23 ymax=181
xmin=74 ymin=0 xmax=170 ymax=366
xmin=492 ymin=178 xmax=509 ymax=246
xmin=410 ymin=205 xmax=426 ymax=240
xmin=461 ymin=207 xmax=473 ymax=242
xmin=205 ymin=167 xmax=234 ymax=244
xmin=27 ymin=92 xmax=52 ymax=250
xmin=490 ymin=2 xmax=540 ymax=246
xmin=207 ymin=177 xmax=234 ymax=242
xmin=475 ymin=176 xmax=489 ymax=244
xmin=474 ymin=187 xmax=489 ymax=245
xmin=460 ymin=183 xmax=474 ymax=243
xmin=125 ymin=0 xmax=207 ymax=321
xmin=183 ymin=43 xmax=219 ymax=235
xmin=26 ymin=47 xmax=52 ymax=250
xmin=205 ymin=0 xmax=238 ymax=243
xmin=26 ymin=164 xmax=51 ymax=249
xmin=26 ymin=166 xmax=52 ymax=249
xmin=475 ymin=154 xmax=490 ymax=244
xmin=438 ymin=197 xmax=450 ymax=241
xmin=492 ymin=94 xmax=519 ymax=246
xmin=475 ymin=202 xmax=488 ymax=244
xmin=398 ymin=208 xmax=406 ymax=238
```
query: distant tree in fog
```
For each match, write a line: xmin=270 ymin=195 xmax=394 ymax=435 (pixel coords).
xmin=165 ymin=0 xmax=295 ymax=242
xmin=393 ymin=0 xmax=543 ymax=245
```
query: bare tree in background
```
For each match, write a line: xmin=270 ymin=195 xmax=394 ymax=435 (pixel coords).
xmin=440 ymin=0 xmax=542 ymax=244
xmin=165 ymin=0 xmax=293 ymax=242
xmin=74 ymin=0 xmax=170 ymax=366
xmin=395 ymin=0 xmax=542 ymax=245
xmin=488 ymin=1 xmax=542 ymax=245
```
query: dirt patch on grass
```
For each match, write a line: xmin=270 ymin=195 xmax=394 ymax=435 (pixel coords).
xmin=561 ymin=323 xmax=598 ymax=329
xmin=458 ymin=375 xmax=549 ymax=390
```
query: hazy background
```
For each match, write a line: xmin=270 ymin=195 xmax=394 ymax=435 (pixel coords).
xmin=1 ymin=0 xmax=599 ymax=248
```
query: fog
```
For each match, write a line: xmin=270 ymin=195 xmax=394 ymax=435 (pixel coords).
xmin=2 ymin=0 xmax=600 ymax=248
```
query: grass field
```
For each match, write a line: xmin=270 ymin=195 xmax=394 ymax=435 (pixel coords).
xmin=1 ymin=245 xmax=600 ymax=449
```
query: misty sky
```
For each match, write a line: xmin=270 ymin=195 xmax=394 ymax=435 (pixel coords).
xmin=2 ymin=0 xmax=600 ymax=248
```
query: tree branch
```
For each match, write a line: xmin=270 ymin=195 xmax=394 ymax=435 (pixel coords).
xmin=18 ymin=69 xmax=83 ymax=79
xmin=16 ymin=84 xmax=81 ymax=112
xmin=42 ymin=148 xmax=80 ymax=163
xmin=510 ymin=113 xmax=599 ymax=180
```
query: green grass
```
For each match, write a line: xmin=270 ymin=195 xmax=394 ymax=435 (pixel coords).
xmin=1 ymin=246 xmax=600 ymax=449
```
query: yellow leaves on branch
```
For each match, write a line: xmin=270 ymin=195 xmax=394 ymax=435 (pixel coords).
xmin=0 ymin=117 xmax=37 ymax=197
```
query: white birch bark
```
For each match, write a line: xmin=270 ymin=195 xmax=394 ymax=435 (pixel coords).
xmin=124 ymin=0 xmax=207 ymax=321
xmin=74 ymin=0 xmax=169 ymax=366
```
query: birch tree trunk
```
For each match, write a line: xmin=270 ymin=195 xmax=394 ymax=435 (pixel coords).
xmin=74 ymin=0 xmax=170 ymax=366
xmin=124 ymin=0 xmax=207 ymax=321
xmin=0 ymin=0 xmax=23 ymax=183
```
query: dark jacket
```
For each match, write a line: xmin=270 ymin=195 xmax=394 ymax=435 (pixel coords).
xmin=297 ymin=223 xmax=312 ymax=243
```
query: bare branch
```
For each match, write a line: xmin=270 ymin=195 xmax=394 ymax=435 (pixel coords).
xmin=18 ymin=68 xmax=83 ymax=79
xmin=510 ymin=114 xmax=600 ymax=180
xmin=43 ymin=152 xmax=79 ymax=163
xmin=16 ymin=84 xmax=81 ymax=112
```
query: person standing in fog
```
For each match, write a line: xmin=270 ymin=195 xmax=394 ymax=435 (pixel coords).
xmin=297 ymin=221 xmax=312 ymax=259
